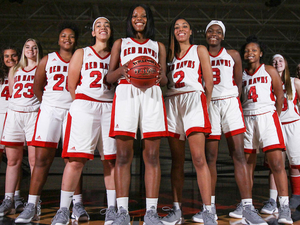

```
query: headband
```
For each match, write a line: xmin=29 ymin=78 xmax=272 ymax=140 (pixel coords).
xmin=272 ymin=54 xmax=284 ymax=60
xmin=92 ymin=17 xmax=110 ymax=31
xmin=205 ymin=20 xmax=226 ymax=37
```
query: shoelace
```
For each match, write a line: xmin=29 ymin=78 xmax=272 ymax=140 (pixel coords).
xmin=279 ymin=205 xmax=290 ymax=217
xmin=74 ymin=203 xmax=87 ymax=215
xmin=114 ymin=210 xmax=128 ymax=223
xmin=162 ymin=206 xmax=176 ymax=218
xmin=204 ymin=211 xmax=215 ymax=222
xmin=51 ymin=209 xmax=68 ymax=222
xmin=0 ymin=198 xmax=12 ymax=209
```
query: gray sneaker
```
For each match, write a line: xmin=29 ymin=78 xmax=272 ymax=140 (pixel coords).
xmin=229 ymin=202 xmax=243 ymax=219
xmin=37 ymin=200 xmax=42 ymax=216
xmin=278 ymin=205 xmax=293 ymax=224
xmin=143 ymin=206 xmax=163 ymax=225
xmin=71 ymin=202 xmax=90 ymax=222
xmin=111 ymin=206 xmax=130 ymax=225
xmin=100 ymin=206 xmax=117 ymax=225
xmin=161 ymin=207 xmax=184 ymax=225
xmin=260 ymin=198 xmax=278 ymax=214
xmin=14 ymin=196 xmax=24 ymax=213
xmin=242 ymin=205 xmax=267 ymax=225
xmin=0 ymin=198 xmax=15 ymax=216
xmin=192 ymin=205 xmax=217 ymax=222
xmin=202 ymin=210 xmax=218 ymax=225
xmin=15 ymin=203 xmax=39 ymax=223
xmin=51 ymin=207 xmax=70 ymax=225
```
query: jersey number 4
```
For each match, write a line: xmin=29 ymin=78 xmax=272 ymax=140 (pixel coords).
xmin=247 ymin=86 xmax=258 ymax=102
xmin=1 ymin=86 xmax=10 ymax=100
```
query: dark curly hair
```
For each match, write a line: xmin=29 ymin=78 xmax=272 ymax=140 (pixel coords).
xmin=240 ymin=35 xmax=267 ymax=63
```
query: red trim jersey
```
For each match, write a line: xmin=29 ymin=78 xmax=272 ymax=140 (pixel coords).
xmin=42 ymin=52 xmax=72 ymax=109
xmin=210 ymin=47 xmax=239 ymax=100
xmin=0 ymin=77 xmax=9 ymax=113
xmin=242 ymin=64 xmax=276 ymax=115
xmin=9 ymin=67 xmax=40 ymax=112
xmin=281 ymin=77 xmax=300 ymax=124
xmin=75 ymin=46 xmax=115 ymax=101
xmin=166 ymin=45 xmax=204 ymax=96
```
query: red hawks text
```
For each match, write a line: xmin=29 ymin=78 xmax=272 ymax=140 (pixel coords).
xmin=211 ymin=59 xmax=231 ymax=67
xmin=123 ymin=47 xmax=157 ymax=59
xmin=85 ymin=62 xmax=109 ymax=70
xmin=168 ymin=60 xmax=195 ymax=71
xmin=243 ymin=76 xmax=268 ymax=86
xmin=14 ymin=75 xmax=34 ymax=82
xmin=49 ymin=66 xmax=68 ymax=73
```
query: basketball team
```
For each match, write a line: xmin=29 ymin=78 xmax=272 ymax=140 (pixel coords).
xmin=0 ymin=3 xmax=300 ymax=225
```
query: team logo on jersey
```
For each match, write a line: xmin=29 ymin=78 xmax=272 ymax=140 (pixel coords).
xmin=126 ymin=41 xmax=131 ymax=45
xmin=36 ymin=136 xmax=41 ymax=140
xmin=70 ymin=146 xmax=76 ymax=150
xmin=52 ymin=58 xmax=57 ymax=62
xmin=115 ymin=124 xmax=119 ymax=128
xmin=87 ymin=53 xmax=93 ymax=57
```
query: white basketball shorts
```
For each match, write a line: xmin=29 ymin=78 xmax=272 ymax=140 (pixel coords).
xmin=110 ymin=84 xmax=168 ymax=139
xmin=31 ymin=103 xmax=69 ymax=148
xmin=244 ymin=111 xmax=285 ymax=153
xmin=62 ymin=99 xmax=116 ymax=160
xmin=207 ymin=97 xmax=246 ymax=140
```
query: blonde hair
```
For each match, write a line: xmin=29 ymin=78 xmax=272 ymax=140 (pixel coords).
xmin=12 ymin=38 xmax=42 ymax=76
xmin=280 ymin=56 xmax=292 ymax=100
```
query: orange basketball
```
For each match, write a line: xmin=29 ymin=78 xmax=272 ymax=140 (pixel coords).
xmin=127 ymin=56 xmax=159 ymax=89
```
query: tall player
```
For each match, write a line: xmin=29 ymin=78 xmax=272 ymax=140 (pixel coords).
xmin=14 ymin=23 xmax=90 ymax=223
xmin=51 ymin=17 xmax=116 ymax=225
xmin=241 ymin=36 xmax=292 ymax=224
xmin=106 ymin=4 xmax=168 ymax=225
xmin=204 ymin=20 xmax=262 ymax=223
xmin=260 ymin=54 xmax=300 ymax=214
xmin=0 ymin=46 xmax=25 ymax=213
xmin=161 ymin=17 xmax=216 ymax=225
xmin=0 ymin=39 xmax=42 ymax=216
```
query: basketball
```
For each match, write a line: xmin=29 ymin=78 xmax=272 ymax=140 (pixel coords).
xmin=127 ymin=56 xmax=159 ymax=89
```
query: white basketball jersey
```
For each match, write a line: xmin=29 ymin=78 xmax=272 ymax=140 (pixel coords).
xmin=242 ymin=64 xmax=276 ymax=115
xmin=75 ymin=46 xmax=115 ymax=101
xmin=280 ymin=77 xmax=300 ymax=123
xmin=210 ymin=48 xmax=239 ymax=100
xmin=0 ymin=77 xmax=9 ymax=113
xmin=9 ymin=67 xmax=40 ymax=112
xmin=120 ymin=38 xmax=159 ymax=83
xmin=165 ymin=45 xmax=204 ymax=96
xmin=43 ymin=52 xmax=72 ymax=109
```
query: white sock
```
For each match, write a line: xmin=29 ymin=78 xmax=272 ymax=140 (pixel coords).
xmin=173 ymin=202 xmax=181 ymax=210
xmin=14 ymin=190 xmax=20 ymax=197
xmin=28 ymin=195 xmax=40 ymax=206
xmin=242 ymin=198 xmax=253 ymax=206
xmin=278 ymin=196 xmax=289 ymax=207
xmin=107 ymin=190 xmax=116 ymax=207
xmin=146 ymin=198 xmax=158 ymax=212
xmin=204 ymin=204 xmax=213 ymax=213
xmin=60 ymin=190 xmax=74 ymax=209
xmin=211 ymin=196 xmax=215 ymax=205
xmin=270 ymin=189 xmax=278 ymax=202
xmin=117 ymin=197 xmax=129 ymax=212
xmin=5 ymin=193 xmax=14 ymax=200
xmin=72 ymin=194 xmax=82 ymax=205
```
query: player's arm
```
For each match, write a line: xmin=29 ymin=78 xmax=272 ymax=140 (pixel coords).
xmin=228 ymin=49 xmax=243 ymax=97
xmin=198 ymin=45 xmax=213 ymax=105
xmin=68 ymin=48 xmax=83 ymax=100
xmin=294 ymin=78 xmax=300 ymax=110
xmin=33 ymin=55 xmax=48 ymax=102
xmin=266 ymin=65 xmax=284 ymax=116
xmin=106 ymin=39 xmax=128 ymax=84
xmin=8 ymin=67 xmax=15 ymax=96
xmin=158 ymin=42 xmax=167 ymax=86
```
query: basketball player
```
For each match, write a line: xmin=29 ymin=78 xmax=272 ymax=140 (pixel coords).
xmin=241 ymin=36 xmax=292 ymax=224
xmin=0 ymin=39 xmax=42 ymax=217
xmin=203 ymin=20 xmax=263 ymax=224
xmin=161 ymin=17 xmax=216 ymax=225
xmin=260 ymin=54 xmax=300 ymax=215
xmin=106 ymin=4 xmax=168 ymax=225
xmin=51 ymin=17 xmax=116 ymax=225
xmin=0 ymin=46 xmax=25 ymax=213
xmin=14 ymin=23 xmax=89 ymax=223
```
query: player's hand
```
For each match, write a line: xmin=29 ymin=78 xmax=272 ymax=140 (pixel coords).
xmin=156 ymin=63 xmax=164 ymax=84
xmin=120 ymin=61 xmax=130 ymax=82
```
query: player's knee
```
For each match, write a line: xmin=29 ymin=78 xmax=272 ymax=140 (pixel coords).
xmin=192 ymin=155 xmax=206 ymax=169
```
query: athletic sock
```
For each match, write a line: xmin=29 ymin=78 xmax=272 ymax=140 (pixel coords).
xmin=117 ymin=197 xmax=129 ymax=212
xmin=106 ymin=190 xmax=116 ymax=208
xmin=60 ymin=190 xmax=74 ymax=209
xmin=146 ymin=198 xmax=158 ymax=212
